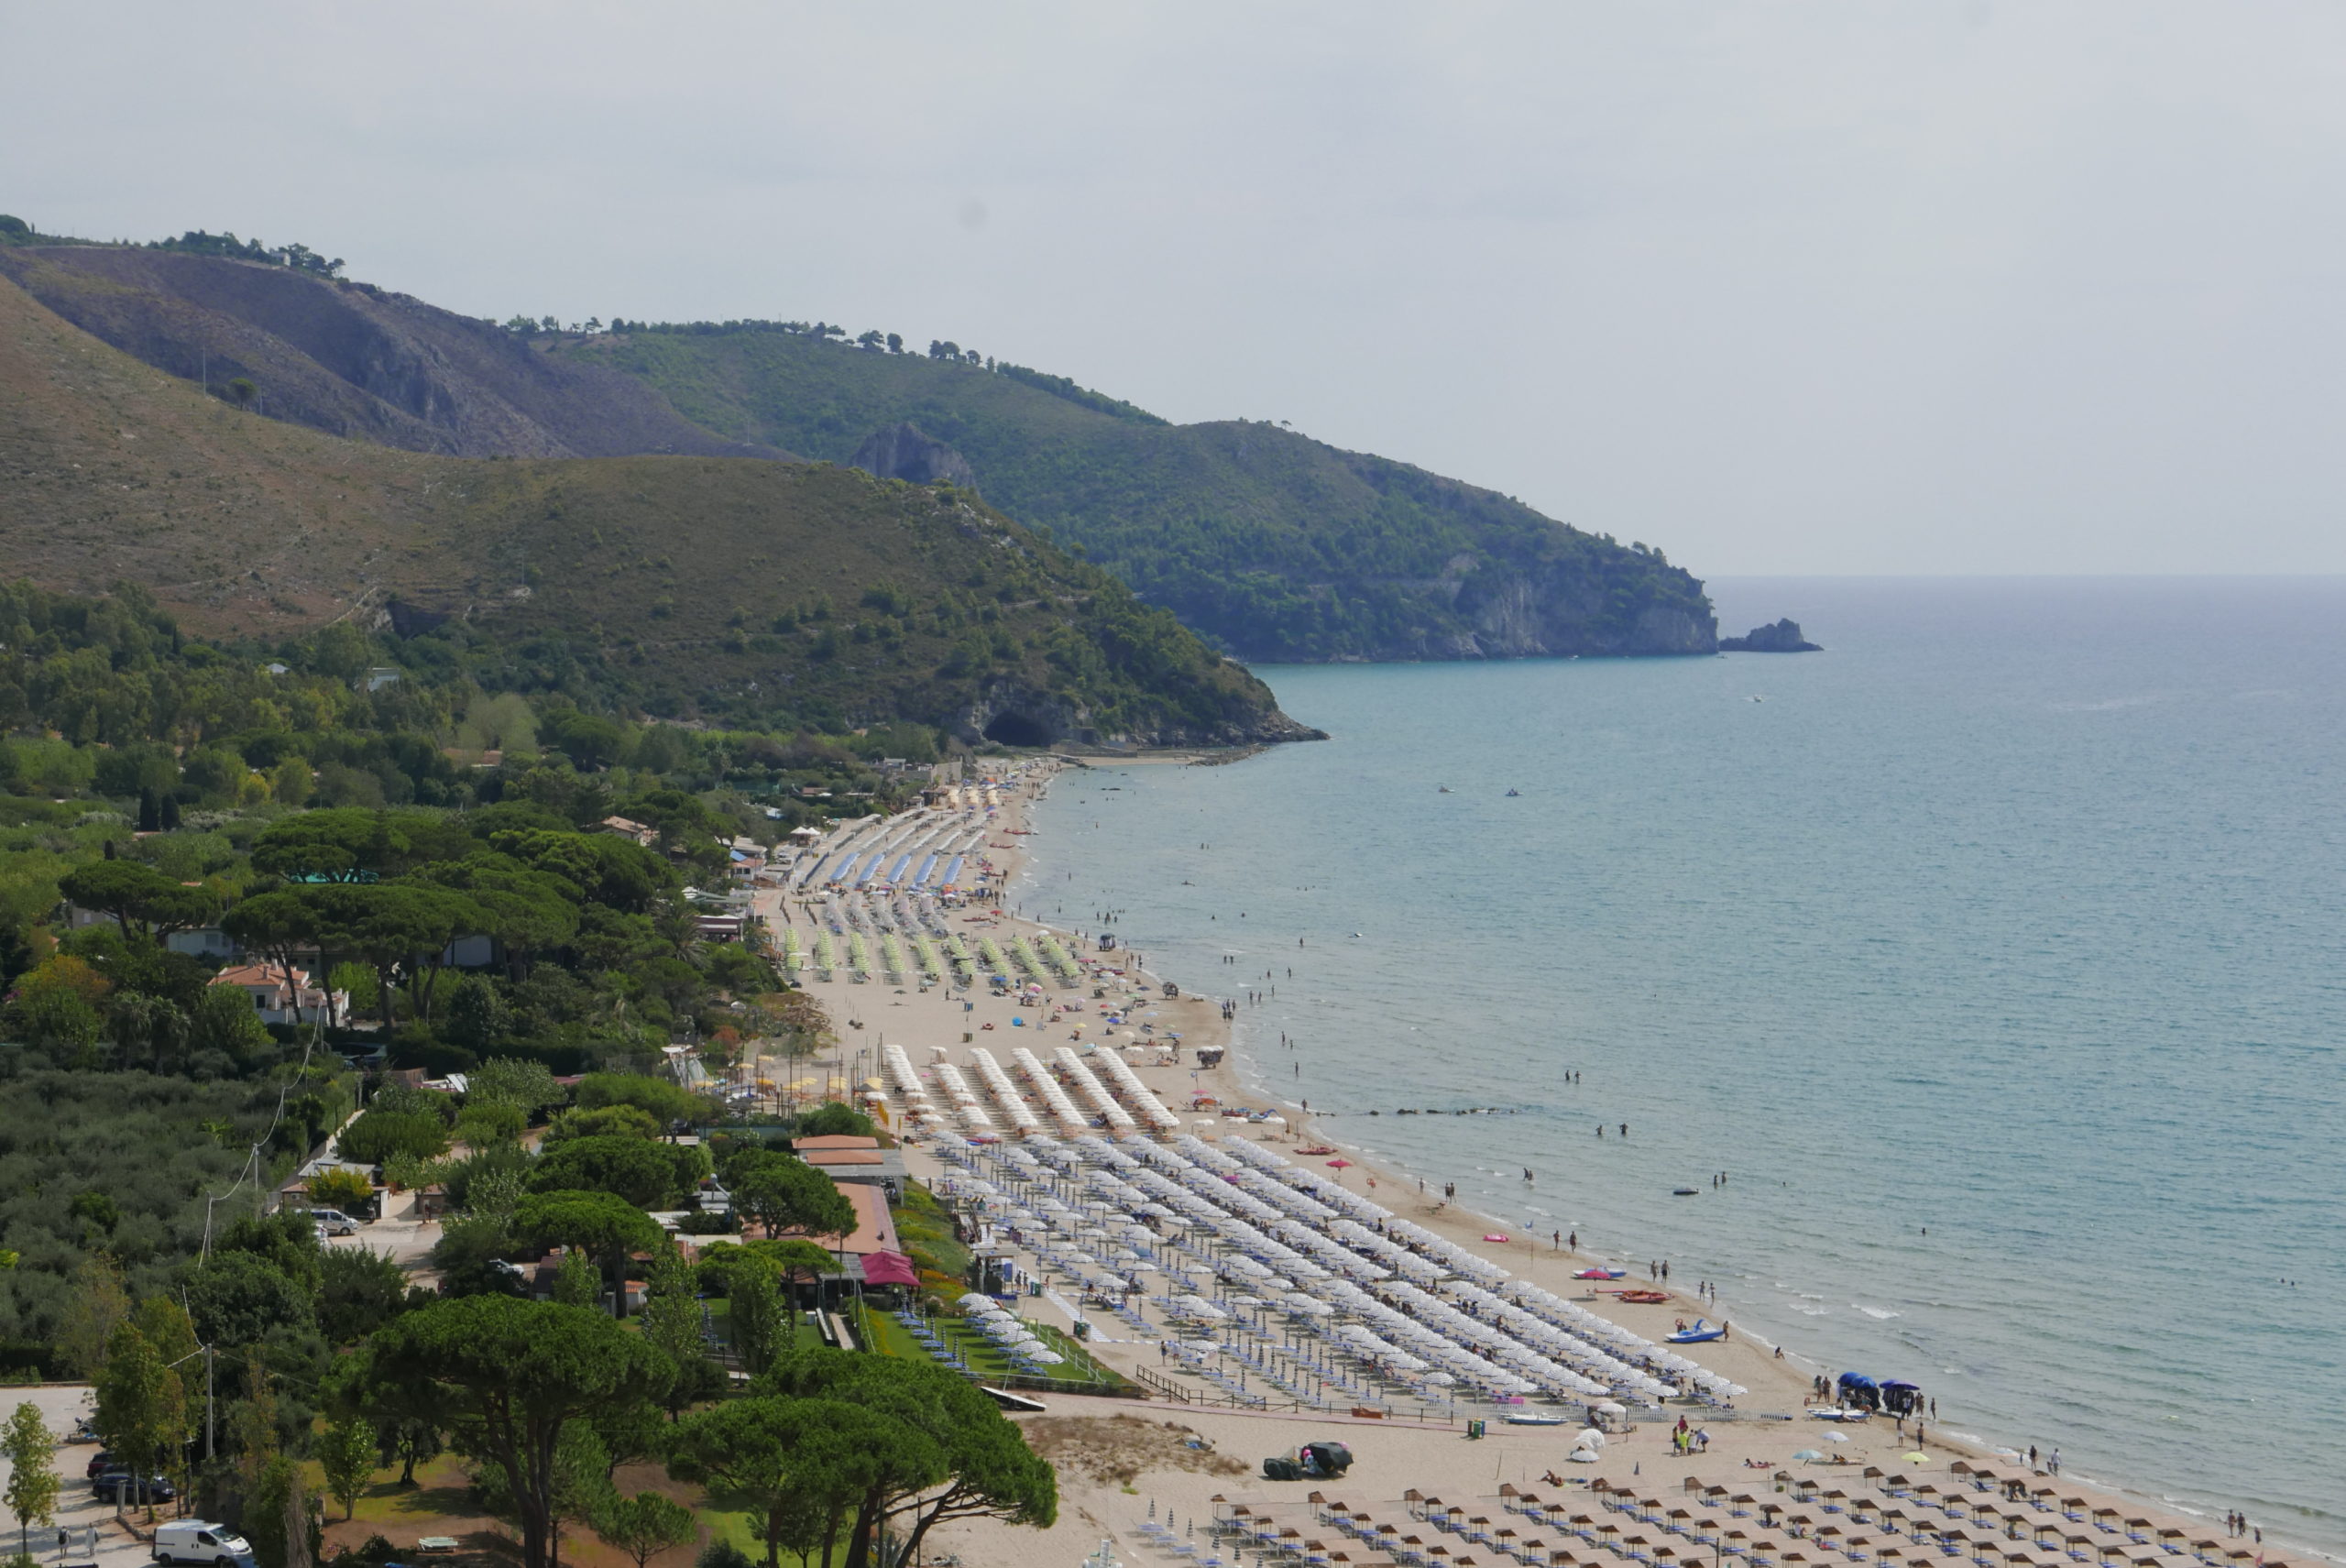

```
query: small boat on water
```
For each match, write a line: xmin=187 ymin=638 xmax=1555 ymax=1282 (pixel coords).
xmin=1506 ymin=788 xmax=1520 ymax=796
xmin=1667 ymin=1319 xmax=1727 ymax=1344
xmin=1438 ymin=784 xmax=1453 ymax=793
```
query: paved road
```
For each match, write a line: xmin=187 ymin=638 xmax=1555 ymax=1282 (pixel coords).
xmin=323 ymin=1189 xmax=441 ymax=1277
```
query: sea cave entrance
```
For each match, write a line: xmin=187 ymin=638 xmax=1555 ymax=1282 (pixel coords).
xmin=981 ymin=709 xmax=1057 ymax=747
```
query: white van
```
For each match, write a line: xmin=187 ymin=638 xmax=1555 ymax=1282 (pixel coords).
xmin=154 ymin=1521 xmax=252 ymax=1565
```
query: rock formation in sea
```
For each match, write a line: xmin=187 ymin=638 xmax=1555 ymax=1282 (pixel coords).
xmin=1719 ymin=618 xmax=1821 ymax=652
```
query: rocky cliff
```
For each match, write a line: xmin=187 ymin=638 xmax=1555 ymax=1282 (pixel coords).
xmin=850 ymin=422 xmax=978 ymax=489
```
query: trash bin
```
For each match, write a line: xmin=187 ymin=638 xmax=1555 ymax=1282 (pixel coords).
xmin=1467 ymin=1420 xmax=1486 ymax=1440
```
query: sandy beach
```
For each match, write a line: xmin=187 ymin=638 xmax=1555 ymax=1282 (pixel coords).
xmin=752 ymin=760 xmax=2319 ymax=1568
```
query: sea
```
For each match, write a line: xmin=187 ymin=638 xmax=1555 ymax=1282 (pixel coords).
xmin=1016 ymin=577 xmax=2345 ymax=1556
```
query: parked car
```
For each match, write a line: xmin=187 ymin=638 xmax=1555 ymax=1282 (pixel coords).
xmin=154 ymin=1521 xmax=252 ymax=1565
xmin=301 ymin=1208 xmax=359 ymax=1236
xmin=83 ymin=1449 xmax=115 ymax=1478
xmin=93 ymin=1471 xmax=177 ymax=1503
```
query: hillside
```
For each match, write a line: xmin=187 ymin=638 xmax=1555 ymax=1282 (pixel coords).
xmin=0 ymin=233 xmax=1716 ymax=663
xmin=0 ymin=272 xmax=1311 ymax=748
xmin=567 ymin=327 xmax=1719 ymax=661
xmin=0 ymin=243 xmax=787 ymax=462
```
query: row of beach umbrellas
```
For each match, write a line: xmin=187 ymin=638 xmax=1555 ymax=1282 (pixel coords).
xmin=928 ymin=1125 xmax=1743 ymax=1407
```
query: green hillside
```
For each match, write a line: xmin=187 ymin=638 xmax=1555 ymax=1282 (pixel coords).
xmin=568 ymin=326 xmax=1717 ymax=661
xmin=0 ymin=271 xmax=1309 ymax=748
xmin=0 ymin=217 xmax=1716 ymax=666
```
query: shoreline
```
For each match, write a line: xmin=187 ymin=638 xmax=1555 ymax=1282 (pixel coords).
xmin=770 ymin=757 xmax=2332 ymax=1566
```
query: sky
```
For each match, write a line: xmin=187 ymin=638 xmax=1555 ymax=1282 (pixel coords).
xmin=7 ymin=2 xmax=2346 ymax=576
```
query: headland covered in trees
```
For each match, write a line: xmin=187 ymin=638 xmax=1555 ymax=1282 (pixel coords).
xmin=0 ymin=214 xmax=1721 ymax=666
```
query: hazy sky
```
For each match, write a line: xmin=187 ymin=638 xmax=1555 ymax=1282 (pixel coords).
xmin=8 ymin=2 xmax=2345 ymax=576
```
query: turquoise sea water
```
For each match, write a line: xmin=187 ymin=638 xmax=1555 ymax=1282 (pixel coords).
xmin=1020 ymin=578 xmax=2344 ymax=1555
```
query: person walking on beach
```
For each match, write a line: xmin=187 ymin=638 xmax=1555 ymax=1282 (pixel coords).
xmin=1569 ymin=1230 xmax=1577 ymax=1251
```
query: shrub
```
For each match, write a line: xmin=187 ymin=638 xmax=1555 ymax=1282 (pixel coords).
xmin=337 ymin=1110 xmax=452 ymax=1166
xmin=307 ymin=1168 xmax=376 ymax=1212
xmin=793 ymin=1100 xmax=875 ymax=1140
xmin=454 ymin=1101 xmax=526 ymax=1147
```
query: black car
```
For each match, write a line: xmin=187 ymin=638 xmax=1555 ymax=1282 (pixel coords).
xmin=83 ymin=1449 xmax=115 ymax=1479
xmin=93 ymin=1471 xmax=177 ymax=1503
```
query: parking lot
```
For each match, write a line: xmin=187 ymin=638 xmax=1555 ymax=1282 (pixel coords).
xmin=0 ymin=1383 xmax=170 ymax=1568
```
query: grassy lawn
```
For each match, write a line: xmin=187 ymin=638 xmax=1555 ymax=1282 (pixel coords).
xmin=306 ymin=1453 xmax=477 ymax=1526
xmin=701 ymin=1299 xmax=831 ymax=1360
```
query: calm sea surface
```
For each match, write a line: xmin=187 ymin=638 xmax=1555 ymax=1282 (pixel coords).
xmin=1019 ymin=578 xmax=2345 ymax=1554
